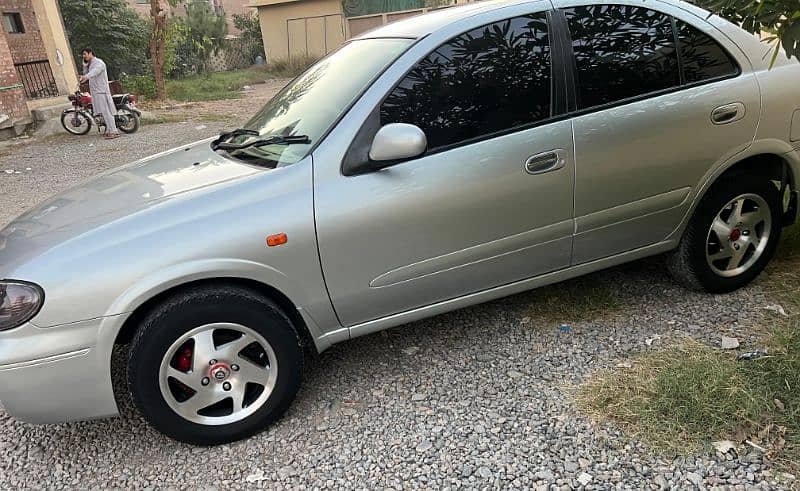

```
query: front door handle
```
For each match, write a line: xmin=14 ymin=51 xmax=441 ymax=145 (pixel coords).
xmin=711 ymin=102 xmax=746 ymax=125
xmin=525 ymin=149 xmax=566 ymax=175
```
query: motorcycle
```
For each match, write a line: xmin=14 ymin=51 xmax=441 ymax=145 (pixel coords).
xmin=61 ymin=89 xmax=141 ymax=136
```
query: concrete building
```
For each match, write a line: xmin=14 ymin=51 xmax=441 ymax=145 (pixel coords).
xmin=251 ymin=0 xmax=344 ymax=61
xmin=0 ymin=0 xmax=79 ymax=138
xmin=250 ymin=0 xmax=465 ymax=62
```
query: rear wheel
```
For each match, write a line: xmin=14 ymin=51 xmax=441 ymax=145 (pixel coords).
xmin=127 ymin=284 xmax=303 ymax=445
xmin=60 ymin=109 xmax=91 ymax=135
xmin=667 ymin=177 xmax=782 ymax=292
xmin=116 ymin=109 xmax=140 ymax=134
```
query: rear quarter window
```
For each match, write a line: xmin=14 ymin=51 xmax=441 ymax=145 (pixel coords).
xmin=675 ymin=19 xmax=739 ymax=83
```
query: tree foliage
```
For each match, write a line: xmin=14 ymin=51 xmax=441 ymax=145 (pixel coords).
xmin=59 ymin=0 xmax=150 ymax=79
xmin=232 ymin=12 xmax=265 ymax=64
xmin=691 ymin=0 xmax=800 ymax=63
xmin=179 ymin=1 xmax=228 ymax=74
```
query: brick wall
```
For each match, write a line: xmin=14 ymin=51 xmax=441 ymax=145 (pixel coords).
xmin=0 ymin=27 xmax=30 ymax=123
xmin=1 ymin=0 xmax=48 ymax=64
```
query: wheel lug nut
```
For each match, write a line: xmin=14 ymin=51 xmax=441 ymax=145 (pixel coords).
xmin=223 ymin=382 xmax=231 ymax=391
xmin=734 ymin=243 xmax=740 ymax=250
xmin=209 ymin=359 xmax=217 ymax=365
xmin=231 ymin=364 xmax=239 ymax=371
xmin=201 ymin=377 xmax=210 ymax=386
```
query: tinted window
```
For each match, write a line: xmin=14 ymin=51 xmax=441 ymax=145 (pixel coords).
xmin=564 ymin=5 xmax=679 ymax=109
xmin=381 ymin=13 xmax=552 ymax=151
xmin=676 ymin=19 xmax=738 ymax=83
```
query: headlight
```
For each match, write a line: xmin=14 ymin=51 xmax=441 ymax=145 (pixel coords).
xmin=0 ymin=281 xmax=44 ymax=331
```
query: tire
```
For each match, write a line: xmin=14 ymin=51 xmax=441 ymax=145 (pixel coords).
xmin=116 ymin=109 xmax=140 ymax=134
xmin=667 ymin=177 xmax=782 ymax=293
xmin=127 ymin=284 xmax=303 ymax=445
xmin=60 ymin=109 xmax=92 ymax=135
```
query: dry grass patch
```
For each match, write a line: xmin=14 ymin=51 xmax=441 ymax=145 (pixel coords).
xmin=578 ymin=225 xmax=800 ymax=473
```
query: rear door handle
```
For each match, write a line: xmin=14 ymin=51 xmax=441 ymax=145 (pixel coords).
xmin=525 ymin=149 xmax=566 ymax=175
xmin=711 ymin=102 xmax=746 ymax=125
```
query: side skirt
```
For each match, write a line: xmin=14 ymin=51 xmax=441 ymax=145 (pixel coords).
xmin=345 ymin=239 xmax=678 ymax=341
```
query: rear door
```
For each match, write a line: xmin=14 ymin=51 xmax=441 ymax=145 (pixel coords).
xmin=551 ymin=0 xmax=760 ymax=264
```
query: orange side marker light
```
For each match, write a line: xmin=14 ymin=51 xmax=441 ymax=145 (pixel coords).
xmin=266 ymin=233 xmax=288 ymax=247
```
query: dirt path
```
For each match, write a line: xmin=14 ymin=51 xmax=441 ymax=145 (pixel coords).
xmin=143 ymin=79 xmax=291 ymax=125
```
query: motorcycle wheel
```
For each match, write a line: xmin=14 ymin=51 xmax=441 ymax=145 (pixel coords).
xmin=60 ymin=109 xmax=92 ymax=135
xmin=116 ymin=109 xmax=140 ymax=134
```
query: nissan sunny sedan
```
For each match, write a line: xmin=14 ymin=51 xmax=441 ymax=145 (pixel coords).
xmin=1 ymin=0 xmax=799 ymax=445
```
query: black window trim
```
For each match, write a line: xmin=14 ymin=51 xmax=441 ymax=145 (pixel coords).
xmin=554 ymin=4 xmax=743 ymax=120
xmin=342 ymin=8 xmax=565 ymax=176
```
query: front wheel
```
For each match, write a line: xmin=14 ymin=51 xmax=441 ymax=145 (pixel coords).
xmin=60 ymin=109 xmax=92 ymax=135
xmin=667 ymin=177 xmax=782 ymax=293
xmin=116 ymin=108 xmax=140 ymax=134
xmin=127 ymin=284 xmax=303 ymax=445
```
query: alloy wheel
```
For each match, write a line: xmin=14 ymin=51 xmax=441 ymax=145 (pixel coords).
xmin=158 ymin=323 xmax=278 ymax=426
xmin=705 ymin=193 xmax=772 ymax=278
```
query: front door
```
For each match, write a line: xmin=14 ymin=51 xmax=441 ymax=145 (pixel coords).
xmin=314 ymin=11 xmax=576 ymax=327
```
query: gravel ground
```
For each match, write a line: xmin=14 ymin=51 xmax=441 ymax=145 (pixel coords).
xmin=0 ymin=125 xmax=796 ymax=489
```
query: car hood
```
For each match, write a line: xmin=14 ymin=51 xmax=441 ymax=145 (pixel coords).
xmin=0 ymin=139 xmax=260 ymax=274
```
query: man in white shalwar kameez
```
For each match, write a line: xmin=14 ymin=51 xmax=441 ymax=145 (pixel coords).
xmin=79 ymin=48 xmax=119 ymax=139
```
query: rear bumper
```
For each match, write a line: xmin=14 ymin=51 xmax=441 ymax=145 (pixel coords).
xmin=0 ymin=318 xmax=118 ymax=424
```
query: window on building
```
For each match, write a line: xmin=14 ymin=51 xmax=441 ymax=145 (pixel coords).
xmin=2 ymin=13 xmax=25 ymax=34
xmin=381 ymin=13 xmax=552 ymax=151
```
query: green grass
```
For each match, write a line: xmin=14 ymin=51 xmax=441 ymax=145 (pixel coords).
xmin=578 ymin=224 xmax=800 ymax=472
xmin=166 ymin=68 xmax=273 ymax=102
xmin=165 ymin=56 xmax=317 ymax=102
xmin=579 ymin=335 xmax=799 ymax=461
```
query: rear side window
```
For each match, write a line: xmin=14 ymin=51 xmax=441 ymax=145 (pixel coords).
xmin=380 ymin=13 xmax=552 ymax=151
xmin=676 ymin=19 xmax=738 ymax=83
xmin=563 ymin=4 xmax=679 ymax=109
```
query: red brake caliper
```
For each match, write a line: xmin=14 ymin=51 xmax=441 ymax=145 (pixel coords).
xmin=176 ymin=346 xmax=193 ymax=372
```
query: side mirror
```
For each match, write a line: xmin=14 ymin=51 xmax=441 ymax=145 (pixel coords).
xmin=369 ymin=123 xmax=427 ymax=163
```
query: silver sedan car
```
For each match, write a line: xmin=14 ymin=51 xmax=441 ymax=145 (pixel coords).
xmin=1 ymin=0 xmax=799 ymax=445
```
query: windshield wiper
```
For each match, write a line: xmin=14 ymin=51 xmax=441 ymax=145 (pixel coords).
xmin=213 ymin=134 xmax=311 ymax=152
xmin=210 ymin=128 xmax=260 ymax=150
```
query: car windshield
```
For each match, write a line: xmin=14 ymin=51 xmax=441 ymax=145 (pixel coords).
xmin=225 ymin=38 xmax=414 ymax=167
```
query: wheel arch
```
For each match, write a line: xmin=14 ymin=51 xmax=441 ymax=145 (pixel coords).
xmin=112 ymin=277 xmax=323 ymax=356
xmin=667 ymin=145 xmax=799 ymax=242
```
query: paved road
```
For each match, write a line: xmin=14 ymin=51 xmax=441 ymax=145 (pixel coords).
xmin=0 ymin=122 xmax=792 ymax=489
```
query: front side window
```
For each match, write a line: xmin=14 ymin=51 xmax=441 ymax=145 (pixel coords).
xmin=676 ymin=19 xmax=738 ymax=83
xmin=564 ymin=5 xmax=679 ymax=109
xmin=381 ymin=13 xmax=552 ymax=151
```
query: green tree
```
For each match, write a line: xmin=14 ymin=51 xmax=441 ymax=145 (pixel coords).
xmin=692 ymin=0 xmax=799 ymax=64
xmin=181 ymin=0 xmax=228 ymax=74
xmin=59 ymin=0 xmax=150 ymax=79
xmin=232 ymin=12 xmax=265 ymax=64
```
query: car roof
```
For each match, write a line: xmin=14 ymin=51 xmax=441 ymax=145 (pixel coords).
xmin=352 ymin=0 xmax=534 ymax=39
xmin=353 ymin=0 xmax=712 ymax=40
